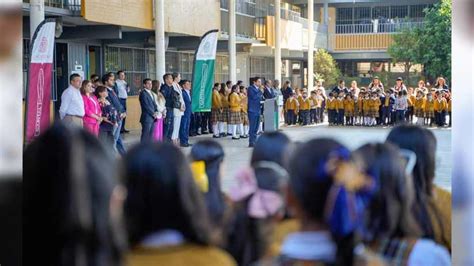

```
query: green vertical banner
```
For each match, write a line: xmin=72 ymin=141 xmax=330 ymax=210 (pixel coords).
xmin=192 ymin=29 xmax=219 ymax=112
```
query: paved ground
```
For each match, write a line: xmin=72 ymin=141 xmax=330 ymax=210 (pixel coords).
xmin=122 ymin=124 xmax=452 ymax=192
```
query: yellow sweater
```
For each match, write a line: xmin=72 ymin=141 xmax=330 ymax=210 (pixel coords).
xmin=429 ymin=186 xmax=452 ymax=252
xmin=299 ymin=98 xmax=311 ymax=110
xmin=326 ymin=98 xmax=337 ymax=110
xmin=448 ymin=99 xmax=452 ymax=112
xmin=285 ymin=98 xmax=298 ymax=112
xmin=363 ymin=98 xmax=371 ymax=113
xmin=127 ymin=244 xmax=237 ymax=266
xmin=335 ymin=98 xmax=344 ymax=110
xmin=424 ymin=99 xmax=435 ymax=112
xmin=212 ymin=90 xmax=222 ymax=109
xmin=434 ymin=99 xmax=448 ymax=112
xmin=370 ymin=98 xmax=381 ymax=112
xmin=414 ymin=97 xmax=425 ymax=110
xmin=220 ymin=93 xmax=229 ymax=108
xmin=240 ymin=94 xmax=248 ymax=113
xmin=344 ymin=99 xmax=355 ymax=113
xmin=229 ymin=93 xmax=242 ymax=112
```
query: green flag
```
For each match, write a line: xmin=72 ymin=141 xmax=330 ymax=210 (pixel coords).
xmin=192 ymin=29 xmax=219 ymax=112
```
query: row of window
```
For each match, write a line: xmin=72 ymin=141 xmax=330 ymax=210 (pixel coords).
xmin=336 ymin=4 xmax=433 ymax=25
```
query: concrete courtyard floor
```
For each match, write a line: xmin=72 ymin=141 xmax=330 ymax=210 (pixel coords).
xmin=122 ymin=123 xmax=452 ymax=192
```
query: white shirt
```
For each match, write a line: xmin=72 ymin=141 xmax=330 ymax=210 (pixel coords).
xmin=172 ymin=83 xmax=185 ymax=117
xmin=115 ymin=79 xmax=128 ymax=99
xmin=59 ymin=85 xmax=85 ymax=119
xmin=407 ymin=239 xmax=451 ymax=266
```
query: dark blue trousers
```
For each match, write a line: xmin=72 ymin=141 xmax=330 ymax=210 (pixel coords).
xmin=163 ymin=107 xmax=174 ymax=141
xmin=179 ymin=113 xmax=191 ymax=145
xmin=141 ymin=122 xmax=155 ymax=142
xmin=119 ymin=98 xmax=127 ymax=131
xmin=248 ymin=112 xmax=260 ymax=146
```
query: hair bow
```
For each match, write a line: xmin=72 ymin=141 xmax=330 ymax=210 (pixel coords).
xmin=227 ymin=166 xmax=284 ymax=219
xmin=190 ymin=161 xmax=209 ymax=193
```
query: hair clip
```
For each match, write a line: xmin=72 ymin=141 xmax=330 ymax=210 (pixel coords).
xmin=190 ymin=161 xmax=208 ymax=193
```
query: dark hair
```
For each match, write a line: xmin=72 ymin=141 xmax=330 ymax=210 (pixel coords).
xmin=90 ymin=74 xmax=99 ymax=82
xmin=228 ymin=85 xmax=239 ymax=102
xmin=116 ymin=70 xmax=124 ymax=76
xmin=163 ymin=73 xmax=172 ymax=82
xmin=142 ymin=78 xmax=152 ymax=85
xmin=219 ymin=83 xmax=227 ymax=95
xmin=226 ymin=80 xmax=232 ymax=86
xmin=70 ymin=73 xmax=81 ymax=82
xmin=24 ymin=123 xmax=126 ymax=265
xmin=288 ymin=138 xmax=355 ymax=266
xmin=386 ymin=125 xmax=438 ymax=239
xmin=252 ymin=77 xmax=261 ymax=84
xmin=101 ymin=72 xmax=114 ymax=85
xmin=264 ymin=80 xmax=272 ymax=87
xmin=237 ymin=80 xmax=243 ymax=85
xmin=239 ymin=86 xmax=246 ymax=92
xmin=94 ymin=86 xmax=108 ymax=98
xmin=189 ymin=140 xmax=227 ymax=229
xmin=352 ymin=143 xmax=421 ymax=243
xmin=251 ymin=132 xmax=291 ymax=167
xmin=214 ymin=83 xmax=220 ymax=89
xmin=172 ymin=72 xmax=180 ymax=81
xmin=329 ymin=92 xmax=333 ymax=97
xmin=339 ymin=80 xmax=345 ymax=84
xmin=152 ymin=80 xmax=160 ymax=94
xmin=226 ymin=162 xmax=289 ymax=265
xmin=124 ymin=142 xmax=213 ymax=247
xmin=179 ymin=79 xmax=190 ymax=87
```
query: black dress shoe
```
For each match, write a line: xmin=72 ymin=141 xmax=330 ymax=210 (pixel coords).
xmin=121 ymin=129 xmax=130 ymax=133
xmin=201 ymin=131 xmax=208 ymax=135
xmin=213 ymin=135 xmax=221 ymax=138
xmin=232 ymin=137 xmax=240 ymax=140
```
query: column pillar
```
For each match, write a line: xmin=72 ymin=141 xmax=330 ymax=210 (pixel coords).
xmin=308 ymin=0 xmax=314 ymax=92
xmin=229 ymin=0 xmax=237 ymax=82
xmin=274 ymin=0 xmax=281 ymax=81
xmin=323 ymin=2 xmax=329 ymax=26
xmin=30 ymin=0 xmax=45 ymax=39
xmin=155 ymin=0 xmax=166 ymax=81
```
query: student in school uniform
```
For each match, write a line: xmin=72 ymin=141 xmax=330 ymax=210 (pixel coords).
xmin=434 ymin=91 xmax=448 ymax=127
xmin=424 ymin=93 xmax=435 ymax=126
xmin=239 ymin=86 xmax=249 ymax=138
xmin=448 ymin=94 xmax=452 ymax=127
xmin=299 ymin=91 xmax=311 ymax=126
xmin=343 ymin=94 xmax=355 ymax=126
xmin=356 ymin=90 xmax=365 ymax=126
xmin=315 ymin=89 xmax=324 ymax=124
xmin=219 ymin=85 xmax=230 ymax=137
xmin=376 ymin=89 xmax=385 ymax=126
xmin=370 ymin=92 xmax=381 ymax=127
xmin=284 ymin=92 xmax=298 ymax=126
xmin=362 ymin=93 xmax=371 ymax=126
xmin=414 ymin=90 xmax=426 ymax=126
xmin=228 ymin=85 xmax=242 ymax=139
xmin=296 ymin=89 xmax=304 ymax=125
xmin=309 ymin=91 xmax=318 ymax=124
xmin=406 ymin=87 xmax=416 ymax=123
xmin=326 ymin=92 xmax=337 ymax=126
xmin=124 ymin=142 xmax=236 ymax=266
xmin=211 ymin=83 xmax=223 ymax=138
xmin=335 ymin=92 xmax=345 ymax=126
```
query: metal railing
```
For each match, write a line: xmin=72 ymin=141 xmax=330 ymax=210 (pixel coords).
xmin=220 ymin=0 xmax=256 ymax=17
xmin=335 ymin=21 xmax=425 ymax=34
xmin=24 ymin=0 xmax=81 ymax=13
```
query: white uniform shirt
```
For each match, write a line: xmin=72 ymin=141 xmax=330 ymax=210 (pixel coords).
xmin=115 ymin=79 xmax=128 ymax=99
xmin=59 ymin=85 xmax=85 ymax=119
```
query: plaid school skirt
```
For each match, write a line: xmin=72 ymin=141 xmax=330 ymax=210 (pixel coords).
xmin=228 ymin=111 xmax=242 ymax=124
xmin=414 ymin=108 xmax=424 ymax=117
xmin=241 ymin=111 xmax=249 ymax=125
xmin=425 ymin=110 xmax=435 ymax=118
xmin=368 ymin=109 xmax=378 ymax=118
xmin=345 ymin=110 xmax=354 ymax=117
xmin=218 ymin=108 xmax=229 ymax=122
xmin=211 ymin=109 xmax=220 ymax=123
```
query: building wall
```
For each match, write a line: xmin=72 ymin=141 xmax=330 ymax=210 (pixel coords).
xmin=81 ymin=0 xmax=153 ymax=29
xmin=165 ymin=0 xmax=221 ymax=36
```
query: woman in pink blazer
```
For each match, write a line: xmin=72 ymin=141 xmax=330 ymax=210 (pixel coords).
xmin=80 ymin=80 xmax=102 ymax=136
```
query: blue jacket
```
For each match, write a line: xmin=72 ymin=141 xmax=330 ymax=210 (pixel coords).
xmin=160 ymin=83 xmax=175 ymax=109
xmin=182 ymin=89 xmax=192 ymax=116
xmin=263 ymin=87 xmax=276 ymax=99
xmin=247 ymin=85 xmax=263 ymax=114
xmin=106 ymin=87 xmax=125 ymax=114
xmin=139 ymin=89 xmax=158 ymax=124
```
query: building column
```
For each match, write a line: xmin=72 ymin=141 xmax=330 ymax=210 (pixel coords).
xmin=323 ymin=1 xmax=329 ymax=26
xmin=155 ymin=0 xmax=166 ymax=82
xmin=274 ymin=0 xmax=281 ymax=81
xmin=30 ymin=0 xmax=45 ymax=39
xmin=229 ymin=0 xmax=237 ymax=82
xmin=307 ymin=0 xmax=314 ymax=92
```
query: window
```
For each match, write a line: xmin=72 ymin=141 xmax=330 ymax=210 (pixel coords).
xmin=391 ymin=5 xmax=408 ymax=20
xmin=354 ymin=7 xmax=371 ymax=24
xmin=336 ymin=7 xmax=353 ymax=25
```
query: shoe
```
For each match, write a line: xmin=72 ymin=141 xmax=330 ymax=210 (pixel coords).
xmin=213 ymin=135 xmax=221 ymax=138
xmin=232 ymin=137 xmax=240 ymax=140
xmin=202 ymin=131 xmax=208 ymax=135
xmin=227 ymin=133 xmax=232 ymax=136
xmin=121 ymin=129 xmax=130 ymax=133
xmin=249 ymin=143 xmax=255 ymax=148
xmin=220 ymin=133 xmax=226 ymax=137
xmin=196 ymin=132 xmax=202 ymax=135
xmin=241 ymin=135 xmax=249 ymax=139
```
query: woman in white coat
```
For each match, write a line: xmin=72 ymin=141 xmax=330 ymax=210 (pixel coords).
xmin=171 ymin=73 xmax=185 ymax=145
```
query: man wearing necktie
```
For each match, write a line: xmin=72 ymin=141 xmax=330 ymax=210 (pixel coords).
xmin=247 ymin=77 xmax=263 ymax=148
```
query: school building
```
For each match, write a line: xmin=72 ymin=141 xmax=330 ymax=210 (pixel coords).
xmin=22 ymin=0 xmax=437 ymax=130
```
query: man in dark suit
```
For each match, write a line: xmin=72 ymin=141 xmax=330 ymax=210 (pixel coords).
xmin=263 ymin=79 xmax=275 ymax=99
xmin=160 ymin=73 xmax=175 ymax=141
xmin=247 ymin=77 xmax=263 ymax=148
xmin=139 ymin=78 xmax=158 ymax=142
xmin=102 ymin=73 xmax=126 ymax=155
xmin=179 ymin=80 xmax=193 ymax=147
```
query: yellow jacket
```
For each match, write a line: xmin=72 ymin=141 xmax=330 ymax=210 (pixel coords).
xmin=240 ymin=94 xmax=248 ymax=113
xmin=285 ymin=98 xmax=298 ymax=112
xmin=336 ymin=98 xmax=345 ymax=110
xmin=344 ymin=99 xmax=355 ymax=112
xmin=370 ymin=98 xmax=381 ymax=111
xmin=424 ymin=99 xmax=435 ymax=112
xmin=408 ymin=95 xmax=416 ymax=107
xmin=448 ymin=98 xmax=452 ymax=112
xmin=299 ymin=97 xmax=311 ymax=110
xmin=127 ymin=244 xmax=237 ymax=266
xmin=429 ymin=186 xmax=452 ymax=252
xmin=229 ymin=93 xmax=242 ymax=112
xmin=414 ymin=97 xmax=425 ymax=110
xmin=212 ymin=90 xmax=222 ymax=109
xmin=358 ymin=98 xmax=364 ymax=110
xmin=363 ymin=98 xmax=371 ymax=112
xmin=434 ymin=98 xmax=448 ymax=112
xmin=326 ymin=98 xmax=337 ymax=110
xmin=220 ymin=93 xmax=229 ymax=108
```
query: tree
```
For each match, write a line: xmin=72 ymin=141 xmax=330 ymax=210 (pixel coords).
xmin=387 ymin=27 xmax=423 ymax=85
xmin=313 ymin=49 xmax=340 ymax=88
xmin=418 ymin=0 xmax=451 ymax=82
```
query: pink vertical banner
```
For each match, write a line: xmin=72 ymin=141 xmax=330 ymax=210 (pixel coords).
xmin=25 ymin=19 xmax=56 ymax=143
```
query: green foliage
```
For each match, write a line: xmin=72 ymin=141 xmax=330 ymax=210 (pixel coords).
xmin=313 ymin=49 xmax=341 ymax=87
xmin=387 ymin=0 xmax=451 ymax=82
